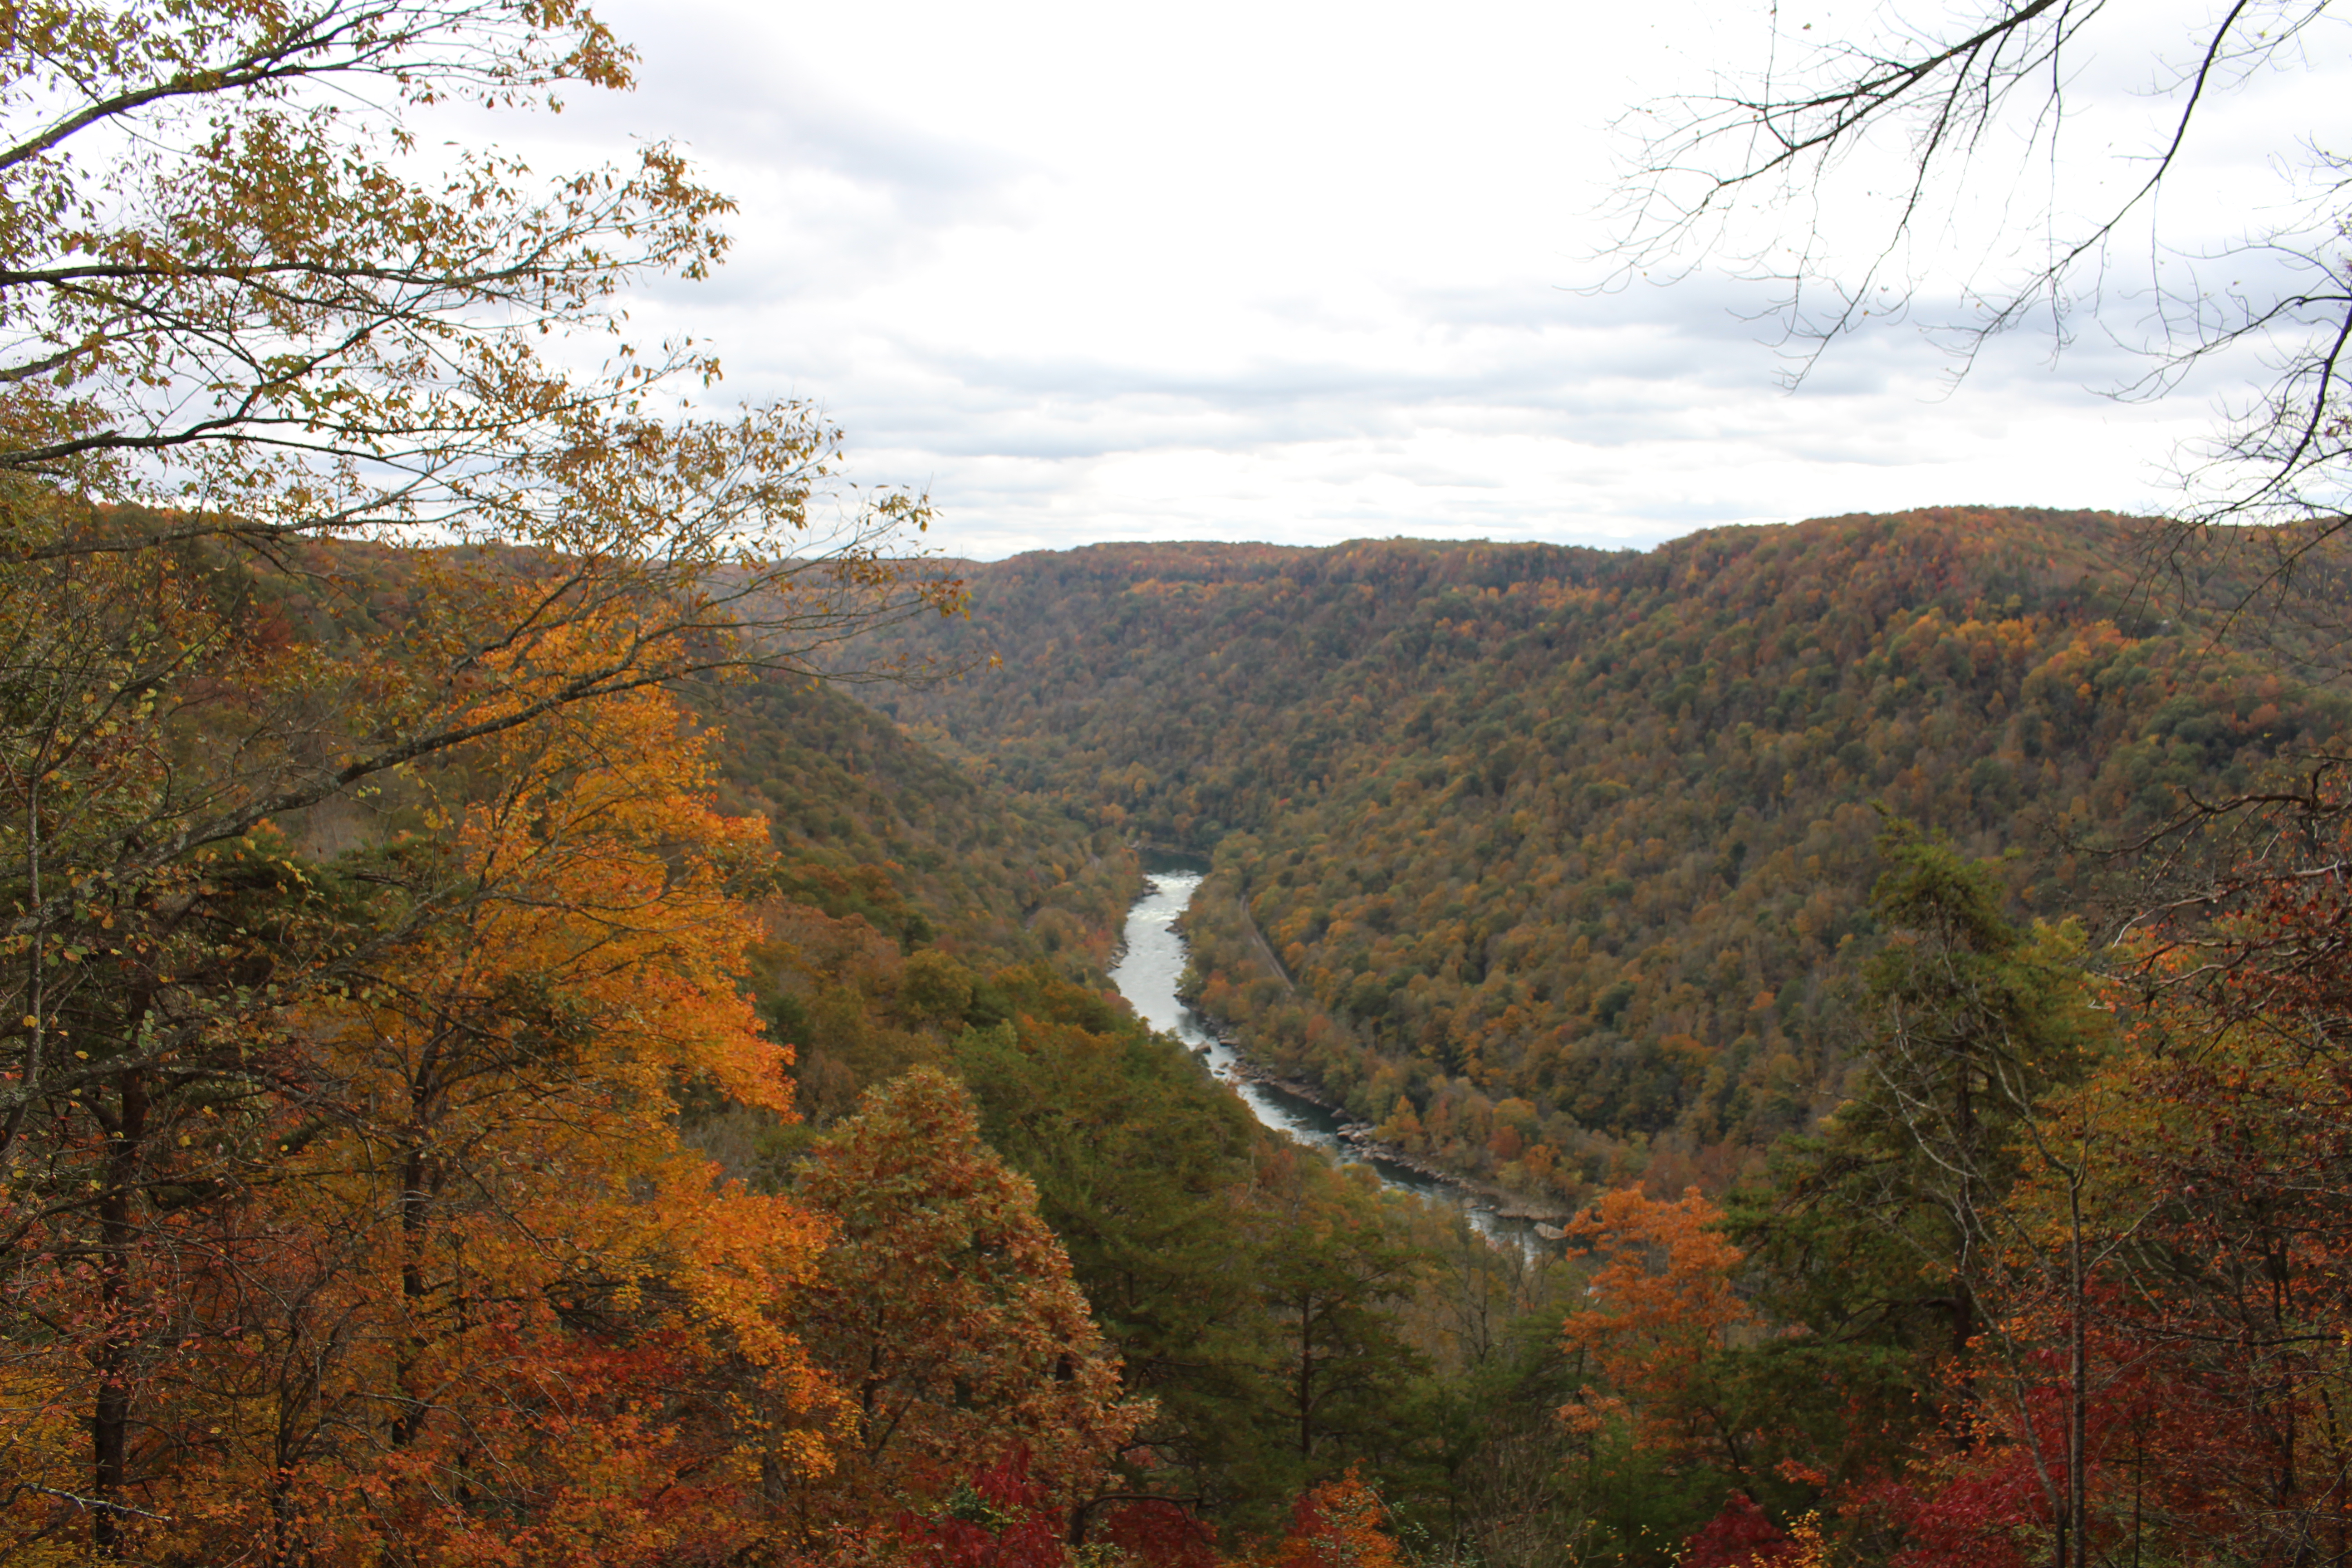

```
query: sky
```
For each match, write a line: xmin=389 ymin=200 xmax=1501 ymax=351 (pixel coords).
xmin=488 ymin=0 xmax=2346 ymax=559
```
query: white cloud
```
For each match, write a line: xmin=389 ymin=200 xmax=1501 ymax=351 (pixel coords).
xmin=449 ymin=0 xmax=2347 ymax=557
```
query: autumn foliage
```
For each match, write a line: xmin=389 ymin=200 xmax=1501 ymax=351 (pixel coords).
xmin=12 ymin=7 xmax=2352 ymax=1556
xmin=0 ymin=1 xmax=1119 ymax=1557
xmin=859 ymin=514 xmax=2346 ymax=1209
xmin=1255 ymin=1469 xmax=1408 ymax=1568
xmin=6 ymin=634 xmax=820 ymax=1559
xmin=780 ymin=1067 xmax=1146 ymax=1552
xmin=1558 ymin=1187 xmax=1754 ymax=1458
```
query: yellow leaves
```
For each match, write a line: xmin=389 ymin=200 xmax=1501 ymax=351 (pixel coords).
xmin=0 ymin=0 xmax=782 ymax=608
xmin=110 ymin=648 xmax=849 ymax=1562
xmin=1779 ymin=1511 xmax=1831 ymax=1568
xmin=648 ymin=1152 xmax=831 ymax=1362
xmin=0 ymin=1362 xmax=87 ymax=1558
xmin=0 ymin=9 xmax=957 ymax=1556
xmin=346 ymin=617 xmax=796 ymax=1124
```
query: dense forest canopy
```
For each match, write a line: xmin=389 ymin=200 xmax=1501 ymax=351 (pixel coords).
xmin=793 ymin=503 xmax=2352 ymax=1568
xmin=856 ymin=507 xmax=2351 ymax=1194
xmin=9 ymin=0 xmax=2352 ymax=1564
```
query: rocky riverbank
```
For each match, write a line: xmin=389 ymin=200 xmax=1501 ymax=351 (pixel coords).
xmin=1207 ymin=1034 xmax=1573 ymax=1228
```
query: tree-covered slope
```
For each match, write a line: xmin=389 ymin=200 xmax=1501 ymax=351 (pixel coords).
xmin=853 ymin=508 xmax=2349 ymax=1197
xmin=861 ymin=535 xmax=1619 ymax=846
xmin=696 ymin=673 xmax=1135 ymax=973
xmin=249 ymin=538 xmax=1143 ymax=1117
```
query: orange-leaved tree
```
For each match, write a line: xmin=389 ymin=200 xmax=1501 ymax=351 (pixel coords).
xmin=1252 ymin=1467 xmax=1407 ymax=1568
xmin=784 ymin=1065 xmax=1148 ymax=1560
xmin=3 ymin=620 xmax=847 ymax=1566
xmin=1 ymin=0 xmax=959 ymax=1546
xmin=1558 ymin=1186 xmax=1756 ymax=1470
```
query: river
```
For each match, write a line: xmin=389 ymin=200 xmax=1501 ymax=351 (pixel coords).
xmin=1108 ymin=870 xmax=1545 ymax=1254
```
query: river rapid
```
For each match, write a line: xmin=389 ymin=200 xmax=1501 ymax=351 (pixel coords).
xmin=1108 ymin=871 xmax=1544 ymax=1254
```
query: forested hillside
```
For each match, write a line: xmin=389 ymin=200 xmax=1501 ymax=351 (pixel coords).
xmin=15 ymin=3 xmax=2352 ymax=1562
xmin=8 ymin=507 xmax=1582 ymax=1561
xmin=856 ymin=508 xmax=2349 ymax=1196
xmin=699 ymin=674 xmax=1135 ymax=965
xmin=779 ymin=506 xmax=2352 ymax=1567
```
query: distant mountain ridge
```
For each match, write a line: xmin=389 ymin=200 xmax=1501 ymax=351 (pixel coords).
xmin=850 ymin=507 xmax=2349 ymax=1198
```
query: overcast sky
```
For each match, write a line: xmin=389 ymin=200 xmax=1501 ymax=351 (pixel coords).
xmin=501 ymin=0 xmax=2345 ymax=559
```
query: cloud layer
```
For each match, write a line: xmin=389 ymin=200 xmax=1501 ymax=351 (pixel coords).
xmin=470 ymin=0 xmax=2344 ymax=557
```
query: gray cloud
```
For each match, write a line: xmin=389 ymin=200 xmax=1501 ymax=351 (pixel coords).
xmin=429 ymin=0 xmax=2330 ymax=558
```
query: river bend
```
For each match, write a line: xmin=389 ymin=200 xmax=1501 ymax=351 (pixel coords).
xmin=1108 ymin=871 xmax=1541 ymax=1252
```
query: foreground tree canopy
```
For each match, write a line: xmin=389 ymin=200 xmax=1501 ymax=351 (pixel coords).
xmin=0 ymin=6 xmax=1561 ymax=1564
xmin=0 ymin=0 xmax=960 ymax=1286
xmin=0 ymin=2 xmax=967 ymax=1560
xmin=0 ymin=0 xmax=962 ymax=851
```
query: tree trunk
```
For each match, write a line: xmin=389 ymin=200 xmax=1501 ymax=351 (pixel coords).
xmin=389 ymin=1134 xmax=431 ymax=1450
xmin=2067 ymin=1178 xmax=2088 ymax=1568
xmin=91 ymin=1068 xmax=149 ymax=1556
xmin=1298 ymin=1290 xmax=1315 ymax=1460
